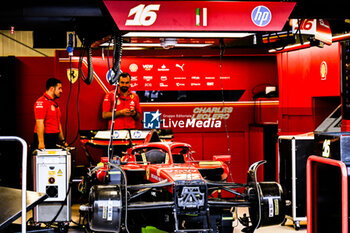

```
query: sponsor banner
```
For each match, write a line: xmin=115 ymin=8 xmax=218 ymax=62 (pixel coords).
xmin=104 ymin=1 xmax=295 ymax=31
xmin=57 ymin=51 xmax=279 ymax=132
xmin=123 ymin=57 xmax=233 ymax=91
xmin=58 ymin=55 xmax=278 ymax=93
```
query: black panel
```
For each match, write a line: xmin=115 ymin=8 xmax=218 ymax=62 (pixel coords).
xmin=263 ymin=124 xmax=277 ymax=181
xmin=314 ymin=132 xmax=350 ymax=163
xmin=0 ymin=56 xmax=16 ymax=136
xmin=312 ymin=163 xmax=342 ymax=233
xmin=342 ymin=41 xmax=350 ymax=120
xmin=0 ymin=57 xmax=20 ymax=188
xmin=295 ymin=139 xmax=314 ymax=217
xmin=33 ymin=30 xmax=67 ymax=48
xmin=279 ymin=139 xmax=292 ymax=216
xmin=136 ymin=90 xmax=245 ymax=102
xmin=279 ymin=137 xmax=313 ymax=218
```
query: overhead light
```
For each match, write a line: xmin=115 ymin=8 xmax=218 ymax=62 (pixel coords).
xmin=268 ymin=42 xmax=310 ymax=53
xmin=269 ymin=32 xmax=350 ymax=53
xmin=122 ymin=47 xmax=148 ymax=50
xmin=174 ymin=43 xmax=212 ymax=47
xmin=160 ymin=38 xmax=177 ymax=49
xmin=100 ymin=42 xmax=212 ymax=48
xmin=332 ymin=33 xmax=350 ymax=42
xmin=121 ymin=43 xmax=163 ymax=47
xmin=123 ymin=32 xmax=253 ymax=38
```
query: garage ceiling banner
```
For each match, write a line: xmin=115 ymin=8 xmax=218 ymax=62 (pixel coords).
xmin=291 ymin=19 xmax=332 ymax=45
xmin=104 ymin=1 xmax=296 ymax=31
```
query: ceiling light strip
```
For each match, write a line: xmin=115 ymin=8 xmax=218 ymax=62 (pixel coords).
xmin=123 ymin=32 xmax=252 ymax=38
xmin=269 ymin=42 xmax=310 ymax=53
xmin=332 ymin=33 xmax=350 ymax=42
xmin=270 ymin=33 xmax=350 ymax=53
xmin=100 ymin=42 xmax=212 ymax=47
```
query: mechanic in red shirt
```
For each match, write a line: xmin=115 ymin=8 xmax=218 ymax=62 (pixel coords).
xmin=102 ymin=72 xmax=142 ymax=129
xmin=33 ymin=77 xmax=67 ymax=150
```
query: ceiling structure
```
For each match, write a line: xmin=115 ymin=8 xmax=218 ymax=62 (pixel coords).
xmin=0 ymin=0 xmax=349 ymax=51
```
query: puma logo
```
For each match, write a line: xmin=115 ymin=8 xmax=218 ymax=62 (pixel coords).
xmin=176 ymin=64 xmax=184 ymax=71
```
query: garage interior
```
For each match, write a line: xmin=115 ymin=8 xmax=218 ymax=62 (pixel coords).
xmin=0 ymin=0 xmax=349 ymax=233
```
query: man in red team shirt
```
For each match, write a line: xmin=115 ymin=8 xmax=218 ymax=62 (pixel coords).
xmin=102 ymin=72 xmax=142 ymax=129
xmin=33 ymin=77 xmax=67 ymax=150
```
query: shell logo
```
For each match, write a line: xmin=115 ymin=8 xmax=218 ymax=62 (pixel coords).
xmin=129 ymin=63 xmax=138 ymax=72
xmin=320 ymin=61 xmax=327 ymax=80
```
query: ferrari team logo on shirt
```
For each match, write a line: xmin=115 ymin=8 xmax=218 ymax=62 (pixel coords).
xmin=130 ymin=100 xmax=135 ymax=110
xmin=36 ymin=101 xmax=43 ymax=108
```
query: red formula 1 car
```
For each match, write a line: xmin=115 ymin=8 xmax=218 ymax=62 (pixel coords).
xmin=79 ymin=140 xmax=285 ymax=233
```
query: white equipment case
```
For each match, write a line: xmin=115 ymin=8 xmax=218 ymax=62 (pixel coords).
xmin=33 ymin=149 xmax=71 ymax=222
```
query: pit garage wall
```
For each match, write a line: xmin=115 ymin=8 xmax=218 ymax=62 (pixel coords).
xmin=56 ymin=50 xmax=279 ymax=183
xmin=14 ymin=50 xmax=278 ymax=184
xmin=15 ymin=57 xmax=55 ymax=148
xmin=277 ymin=42 xmax=341 ymax=135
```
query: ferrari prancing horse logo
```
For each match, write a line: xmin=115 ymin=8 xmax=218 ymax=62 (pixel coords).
xmin=146 ymin=167 xmax=150 ymax=180
xmin=67 ymin=68 xmax=79 ymax=84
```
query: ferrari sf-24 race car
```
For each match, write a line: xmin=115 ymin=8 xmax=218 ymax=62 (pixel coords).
xmin=79 ymin=141 xmax=286 ymax=233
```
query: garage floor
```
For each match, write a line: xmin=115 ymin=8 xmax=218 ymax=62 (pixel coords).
xmin=66 ymin=205 xmax=307 ymax=233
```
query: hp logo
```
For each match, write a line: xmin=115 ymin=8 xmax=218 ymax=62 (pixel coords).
xmin=251 ymin=6 xmax=271 ymax=27
xmin=132 ymin=131 xmax=142 ymax=138
xmin=113 ymin=131 xmax=120 ymax=139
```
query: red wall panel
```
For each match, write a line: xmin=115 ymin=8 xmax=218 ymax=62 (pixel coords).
xmin=173 ymin=133 xmax=203 ymax=160
xmin=202 ymin=132 xmax=248 ymax=183
xmin=174 ymin=131 xmax=249 ymax=183
xmin=254 ymin=98 xmax=279 ymax=124
xmin=15 ymin=57 xmax=55 ymax=145
xmin=277 ymin=43 xmax=341 ymax=135
xmin=14 ymin=51 xmax=279 ymax=179
xmin=248 ymin=126 xmax=264 ymax=180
